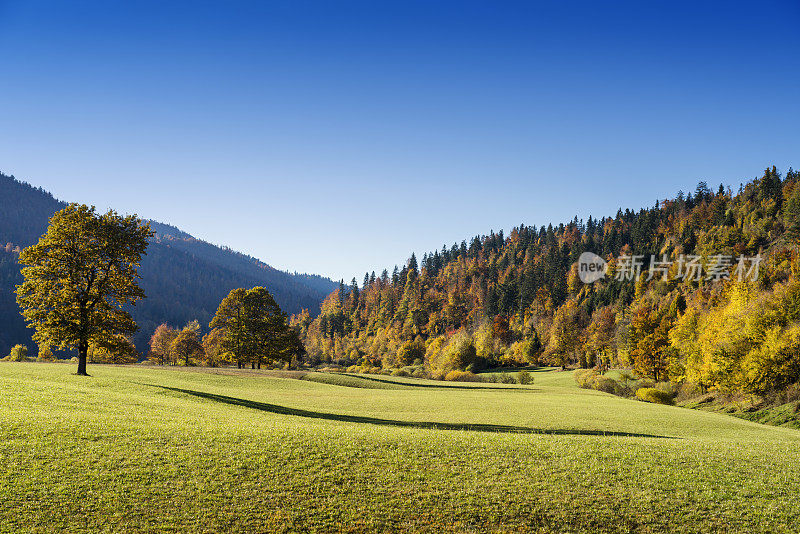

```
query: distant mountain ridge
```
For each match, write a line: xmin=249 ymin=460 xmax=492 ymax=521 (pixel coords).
xmin=0 ymin=171 xmax=336 ymax=355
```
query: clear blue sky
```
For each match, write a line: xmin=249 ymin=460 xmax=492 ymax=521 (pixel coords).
xmin=1 ymin=1 xmax=798 ymax=282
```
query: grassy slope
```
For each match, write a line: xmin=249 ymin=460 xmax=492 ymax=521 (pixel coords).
xmin=1 ymin=364 xmax=799 ymax=533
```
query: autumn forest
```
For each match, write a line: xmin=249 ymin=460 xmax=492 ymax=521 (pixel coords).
xmin=293 ymin=166 xmax=800 ymax=397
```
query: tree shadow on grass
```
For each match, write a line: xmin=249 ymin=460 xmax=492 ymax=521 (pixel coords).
xmin=148 ymin=384 xmax=676 ymax=439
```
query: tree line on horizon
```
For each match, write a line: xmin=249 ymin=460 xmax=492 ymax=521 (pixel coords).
xmin=293 ymin=166 xmax=800 ymax=396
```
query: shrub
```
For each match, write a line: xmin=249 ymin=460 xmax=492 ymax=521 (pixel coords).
xmin=411 ymin=368 xmax=426 ymax=378
xmin=636 ymin=387 xmax=675 ymax=405
xmin=636 ymin=379 xmax=656 ymax=390
xmin=517 ymin=370 xmax=533 ymax=385
xmin=593 ymin=375 xmax=621 ymax=394
xmin=574 ymin=368 xmax=623 ymax=395
xmin=391 ymin=368 xmax=410 ymax=377
xmin=500 ymin=373 xmax=517 ymax=384
xmin=655 ymin=381 xmax=677 ymax=397
xmin=618 ymin=370 xmax=636 ymax=388
xmin=396 ymin=339 xmax=425 ymax=366
xmin=444 ymin=370 xmax=481 ymax=382
xmin=3 ymin=344 xmax=29 ymax=362
xmin=37 ymin=345 xmax=56 ymax=362
xmin=574 ymin=369 xmax=599 ymax=388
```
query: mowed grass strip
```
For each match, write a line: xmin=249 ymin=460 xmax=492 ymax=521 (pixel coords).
xmin=1 ymin=363 xmax=800 ymax=533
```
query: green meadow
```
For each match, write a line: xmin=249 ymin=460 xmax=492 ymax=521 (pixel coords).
xmin=2 ymin=363 xmax=800 ymax=533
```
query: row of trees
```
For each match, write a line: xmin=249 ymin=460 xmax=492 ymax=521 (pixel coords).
xmin=147 ymin=287 xmax=304 ymax=368
xmin=295 ymin=166 xmax=800 ymax=395
xmin=13 ymin=203 xmax=302 ymax=374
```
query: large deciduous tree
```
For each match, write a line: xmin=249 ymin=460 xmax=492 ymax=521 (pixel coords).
xmin=210 ymin=288 xmax=248 ymax=368
xmin=16 ymin=204 xmax=152 ymax=375
xmin=210 ymin=286 xmax=300 ymax=369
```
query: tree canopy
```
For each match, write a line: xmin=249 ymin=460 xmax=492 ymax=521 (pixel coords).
xmin=16 ymin=204 xmax=152 ymax=375
xmin=210 ymin=286 xmax=302 ymax=369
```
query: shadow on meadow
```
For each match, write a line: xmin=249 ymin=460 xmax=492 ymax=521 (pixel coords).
xmin=146 ymin=383 xmax=676 ymax=439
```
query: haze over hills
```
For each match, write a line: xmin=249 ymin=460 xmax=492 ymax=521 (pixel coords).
xmin=0 ymin=172 xmax=337 ymax=355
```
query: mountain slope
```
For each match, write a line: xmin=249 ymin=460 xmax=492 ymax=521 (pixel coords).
xmin=0 ymin=172 xmax=336 ymax=355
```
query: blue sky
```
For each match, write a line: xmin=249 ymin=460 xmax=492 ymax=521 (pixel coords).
xmin=1 ymin=1 xmax=798 ymax=282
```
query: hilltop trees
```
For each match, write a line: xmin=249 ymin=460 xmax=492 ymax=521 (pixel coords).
xmin=16 ymin=204 xmax=152 ymax=375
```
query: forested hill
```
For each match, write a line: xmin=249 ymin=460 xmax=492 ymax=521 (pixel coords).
xmin=297 ymin=166 xmax=800 ymax=396
xmin=0 ymin=172 xmax=336 ymax=355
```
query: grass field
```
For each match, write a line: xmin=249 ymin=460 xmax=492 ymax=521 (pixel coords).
xmin=2 ymin=363 xmax=800 ymax=532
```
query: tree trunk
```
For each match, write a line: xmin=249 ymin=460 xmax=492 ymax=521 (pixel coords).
xmin=77 ymin=304 xmax=90 ymax=376
xmin=77 ymin=340 xmax=89 ymax=376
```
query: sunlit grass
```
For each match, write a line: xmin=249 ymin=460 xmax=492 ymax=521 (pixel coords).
xmin=2 ymin=362 xmax=799 ymax=532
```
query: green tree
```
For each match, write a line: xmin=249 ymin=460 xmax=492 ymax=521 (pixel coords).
xmin=211 ymin=287 xmax=296 ymax=369
xmin=210 ymin=288 xmax=248 ymax=368
xmin=202 ymin=328 xmax=230 ymax=367
xmin=171 ymin=321 xmax=204 ymax=366
xmin=88 ymin=335 xmax=139 ymax=364
xmin=16 ymin=204 xmax=152 ymax=375
xmin=242 ymin=287 xmax=285 ymax=369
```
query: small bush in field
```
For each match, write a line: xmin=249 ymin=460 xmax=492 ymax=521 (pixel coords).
xmin=574 ymin=369 xmax=623 ymax=395
xmin=517 ymin=370 xmax=533 ymax=385
xmin=3 ymin=344 xmax=29 ymax=362
xmin=444 ymin=370 xmax=480 ymax=382
xmin=37 ymin=345 xmax=56 ymax=362
xmin=391 ymin=368 xmax=410 ymax=377
xmin=636 ymin=387 xmax=675 ymax=405
xmin=593 ymin=375 xmax=621 ymax=394
xmin=574 ymin=369 xmax=599 ymax=388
